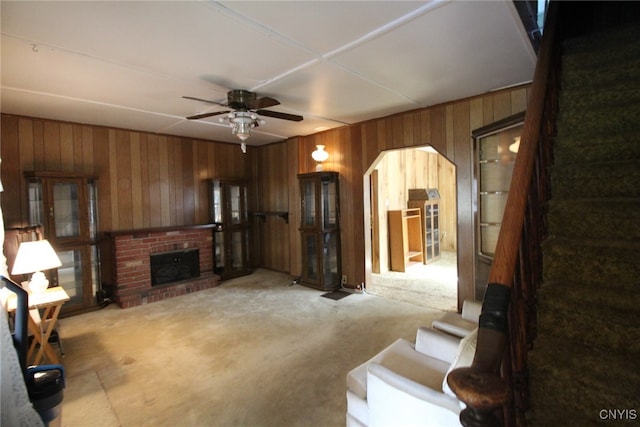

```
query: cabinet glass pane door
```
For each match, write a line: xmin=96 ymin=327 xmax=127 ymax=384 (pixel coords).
xmin=53 ymin=182 xmax=81 ymax=239
xmin=229 ymin=185 xmax=242 ymax=224
xmin=214 ymin=231 xmax=224 ymax=274
xmin=424 ymin=203 xmax=441 ymax=261
xmin=304 ymin=233 xmax=319 ymax=281
xmin=230 ymin=230 xmax=245 ymax=270
xmin=28 ymin=183 xmax=44 ymax=228
xmin=322 ymin=233 xmax=339 ymax=285
xmin=321 ymin=180 xmax=337 ymax=229
xmin=211 ymin=181 xmax=222 ymax=223
xmin=56 ymin=249 xmax=83 ymax=306
xmin=302 ymin=180 xmax=316 ymax=227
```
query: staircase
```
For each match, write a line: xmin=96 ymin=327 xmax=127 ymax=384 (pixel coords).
xmin=528 ymin=22 xmax=640 ymax=425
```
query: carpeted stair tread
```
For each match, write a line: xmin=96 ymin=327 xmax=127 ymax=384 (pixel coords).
xmin=550 ymin=160 xmax=640 ymax=198
xmin=536 ymin=282 xmax=640 ymax=352
xmin=540 ymin=278 xmax=639 ymax=314
xmin=556 ymin=102 xmax=640 ymax=137
xmin=553 ymin=134 xmax=640 ymax=164
xmin=543 ymin=237 xmax=640 ymax=287
xmin=531 ymin=13 xmax=640 ymax=426
xmin=560 ymin=78 xmax=640 ymax=111
xmin=561 ymin=55 xmax=640 ymax=90
xmin=562 ymin=22 xmax=640 ymax=54
xmin=547 ymin=198 xmax=640 ymax=241
xmin=529 ymin=339 xmax=640 ymax=426
xmin=562 ymin=25 xmax=640 ymax=70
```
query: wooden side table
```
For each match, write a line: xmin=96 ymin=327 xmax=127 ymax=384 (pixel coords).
xmin=6 ymin=286 xmax=70 ymax=365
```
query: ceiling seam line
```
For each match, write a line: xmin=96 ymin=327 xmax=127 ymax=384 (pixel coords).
xmin=321 ymin=0 xmax=450 ymax=61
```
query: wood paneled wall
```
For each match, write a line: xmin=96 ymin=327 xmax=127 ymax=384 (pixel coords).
xmin=373 ymin=149 xmax=457 ymax=272
xmin=1 ymin=116 xmax=252 ymax=231
xmin=2 ymin=83 xmax=529 ymax=308
xmin=256 ymin=84 xmax=529 ymax=305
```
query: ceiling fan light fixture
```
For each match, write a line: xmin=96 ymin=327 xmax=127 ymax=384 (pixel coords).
xmin=231 ymin=113 xmax=256 ymax=142
xmin=184 ymin=90 xmax=303 ymax=149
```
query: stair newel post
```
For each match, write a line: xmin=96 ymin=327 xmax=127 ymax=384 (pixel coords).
xmin=447 ymin=284 xmax=512 ymax=427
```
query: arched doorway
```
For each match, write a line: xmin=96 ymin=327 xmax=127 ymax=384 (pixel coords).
xmin=363 ymin=145 xmax=458 ymax=312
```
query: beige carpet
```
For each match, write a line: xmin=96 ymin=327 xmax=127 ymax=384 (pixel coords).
xmin=57 ymin=269 xmax=446 ymax=427
xmin=368 ymin=251 xmax=458 ymax=312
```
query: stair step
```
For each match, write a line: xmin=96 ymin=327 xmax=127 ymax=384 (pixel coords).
xmin=536 ymin=281 xmax=640 ymax=352
xmin=563 ymin=22 xmax=640 ymax=53
xmin=553 ymin=132 xmax=640 ymax=164
xmin=560 ymin=78 xmax=640 ymax=111
xmin=542 ymin=237 xmax=640 ymax=287
xmin=562 ymin=25 xmax=640 ymax=68
xmin=550 ymin=160 xmax=640 ymax=198
xmin=529 ymin=337 xmax=640 ymax=425
xmin=557 ymin=102 xmax=640 ymax=137
xmin=561 ymin=55 xmax=640 ymax=90
xmin=547 ymin=198 xmax=640 ymax=241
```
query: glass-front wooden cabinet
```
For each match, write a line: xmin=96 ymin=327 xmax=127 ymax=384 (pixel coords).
xmin=408 ymin=191 xmax=441 ymax=264
xmin=26 ymin=171 xmax=100 ymax=315
xmin=210 ymin=179 xmax=251 ymax=279
xmin=298 ymin=172 xmax=340 ymax=291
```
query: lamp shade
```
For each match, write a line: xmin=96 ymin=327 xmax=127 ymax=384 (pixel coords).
xmin=11 ymin=240 xmax=62 ymax=275
xmin=311 ymin=145 xmax=329 ymax=163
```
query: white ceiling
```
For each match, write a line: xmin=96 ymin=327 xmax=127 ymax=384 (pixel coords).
xmin=1 ymin=1 xmax=536 ymax=147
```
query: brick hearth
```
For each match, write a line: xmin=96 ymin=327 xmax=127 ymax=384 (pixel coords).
xmin=100 ymin=225 xmax=220 ymax=308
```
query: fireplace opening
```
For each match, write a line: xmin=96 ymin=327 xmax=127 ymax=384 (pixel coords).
xmin=150 ymin=249 xmax=200 ymax=286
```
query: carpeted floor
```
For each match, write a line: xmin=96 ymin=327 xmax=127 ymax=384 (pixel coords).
xmin=368 ymin=251 xmax=458 ymax=312
xmin=57 ymin=269 xmax=446 ymax=427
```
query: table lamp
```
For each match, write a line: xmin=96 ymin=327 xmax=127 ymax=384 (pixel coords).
xmin=11 ymin=240 xmax=62 ymax=294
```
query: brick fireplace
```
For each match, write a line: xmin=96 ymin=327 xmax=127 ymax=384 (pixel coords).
xmin=100 ymin=225 xmax=220 ymax=308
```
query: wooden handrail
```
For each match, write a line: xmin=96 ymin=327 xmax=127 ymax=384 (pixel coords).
xmin=447 ymin=2 xmax=560 ymax=426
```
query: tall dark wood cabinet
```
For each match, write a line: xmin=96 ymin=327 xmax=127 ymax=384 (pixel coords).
xmin=210 ymin=178 xmax=251 ymax=280
xmin=298 ymin=172 xmax=341 ymax=291
xmin=25 ymin=171 xmax=100 ymax=315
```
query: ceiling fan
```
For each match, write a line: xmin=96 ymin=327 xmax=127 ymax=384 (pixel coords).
xmin=183 ymin=89 xmax=303 ymax=147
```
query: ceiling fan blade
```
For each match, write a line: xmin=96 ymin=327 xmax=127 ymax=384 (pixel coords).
xmin=252 ymin=97 xmax=280 ymax=109
xmin=186 ymin=110 xmax=230 ymax=120
xmin=256 ymin=109 xmax=303 ymax=122
xmin=182 ymin=96 xmax=227 ymax=107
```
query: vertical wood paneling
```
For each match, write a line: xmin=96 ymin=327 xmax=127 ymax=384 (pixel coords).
xmin=494 ymin=91 xmax=512 ymax=121
xmin=453 ymin=101 xmax=474 ymax=305
xmin=130 ymin=133 xmax=144 ymax=229
xmin=17 ymin=118 xmax=34 ymax=224
xmin=2 ymin=83 xmax=530 ymax=305
xmin=139 ymin=134 xmax=151 ymax=228
xmin=196 ymin=141 xmax=209 ymax=224
xmin=44 ymin=122 xmax=61 ymax=170
xmin=93 ymin=127 xmax=111 ymax=231
xmin=511 ymin=87 xmax=528 ymax=113
xmin=17 ymin=119 xmax=34 ymax=173
xmin=115 ymin=130 xmax=133 ymax=230
xmin=33 ymin=120 xmax=45 ymax=171
xmin=81 ymin=126 xmax=94 ymax=175
xmin=108 ymin=130 xmax=119 ymax=228
xmin=72 ymin=125 xmax=83 ymax=173
xmin=146 ymin=134 xmax=162 ymax=228
xmin=60 ymin=123 xmax=74 ymax=172
xmin=158 ymin=136 xmax=170 ymax=226
xmin=1 ymin=116 xmax=22 ymax=226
